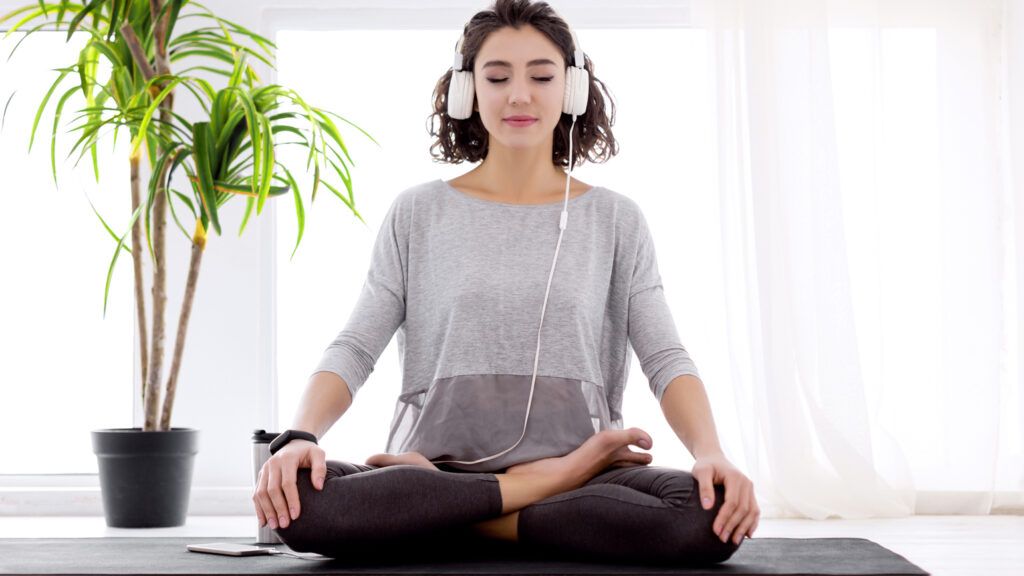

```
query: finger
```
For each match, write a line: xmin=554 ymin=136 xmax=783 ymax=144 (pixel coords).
xmin=748 ymin=511 xmax=760 ymax=537
xmin=630 ymin=450 xmax=653 ymax=465
xmin=278 ymin=459 xmax=299 ymax=522
xmin=712 ymin=484 xmax=737 ymax=537
xmin=312 ymin=452 xmax=327 ymax=491
xmin=730 ymin=490 xmax=756 ymax=545
xmin=265 ymin=465 xmax=291 ymax=530
xmin=631 ymin=427 xmax=653 ymax=449
xmin=610 ymin=445 xmax=651 ymax=468
xmin=252 ymin=466 xmax=269 ymax=527
xmin=718 ymin=482 xmax=750 ymax=544
xmin=255 ymin=466 xmax=278 ymax=529
xmin=692 ymin=467 xmax=716 ymax=510
xmin=734 ymin=502 xmax=759 ymax=544
xmin=279 ymin=464 xmax=299 ymax=526
xmin=610 ymin=459 xmax=642 ymax=469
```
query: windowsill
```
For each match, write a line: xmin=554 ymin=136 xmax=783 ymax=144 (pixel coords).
xmin=0 ymin=516 xmax=257 ymax=538
xmin=0 ymin=486 xmax=255 ymax=516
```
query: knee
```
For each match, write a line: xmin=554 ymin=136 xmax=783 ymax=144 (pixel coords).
xmin=657 ymin=477 xmax=741 ymax=565
xmin=688 ymin=483 xmax=742 ymax=564
xmin=272 ymin=467 xmax=328 ymax=553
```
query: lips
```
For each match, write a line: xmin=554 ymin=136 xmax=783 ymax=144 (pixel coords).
xmin=504 ymin=116 xmax=538 ymax=127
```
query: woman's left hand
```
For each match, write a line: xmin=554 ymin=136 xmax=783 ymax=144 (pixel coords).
xmin=691 ymin=453 xmax=759 ymax=545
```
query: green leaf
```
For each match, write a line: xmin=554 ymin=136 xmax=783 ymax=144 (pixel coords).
xmin=255 ymin=112 xmax=273 ymax=213
xmin=2 ymin=4 xmax=88 ymax=39
xmin=206 ymin=179 xmax=288 ymax=197
xmin=103 ymin=200 xmax=146 ymax=319
xmin=83 ymin=187 xmax=132 ymax=256
xmin=238 ymin=195 xmax=254 ymax=236
xmin=145 ymin=143 xmax=187 ymax=260
xmin=1 ymin=91 xmax=14 ymax=133
xmin=169 ymin=48 xmax=234 ymax=66
xmin=279 ymin=164 xmax=305 ymax=260
xmin=166 ymin=183 xmax=194 ymax=243
xmin=88 ymin=37 xmax=124 ymax=68
xmin=192 ymin=121 xmax=221 ymax=235
xmin=171 ymin=189 xmax=197 ymax=218
xmin=165 ymin=0 xmax=186 ymax=40
xmin=320 ymin=179 xmax=366 ymax=226
xmin=227 ymin=50 xmax=243 ymax=88
xmin=129 ymin=75 xmax=186 ymax=157
xmin=29 ymin=67 xmax=72 ymax=154
xmin=224 ymin=87 xmax=259 ymax=195
xmin=49 ymin=85 xmax=79 ymax=187
xmin=4 ymin=18 xmax=59 ymax=62
xmin=67 ymin=0 xmax=107 ymax=43
xmin=311 ymin=107 xmax=354 ymax=167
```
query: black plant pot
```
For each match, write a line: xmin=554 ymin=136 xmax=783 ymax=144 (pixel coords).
xmin=91 ymin=427 xmax=200 ymax=527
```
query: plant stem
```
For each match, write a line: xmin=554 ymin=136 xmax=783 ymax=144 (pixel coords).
xmin=130 ymin=154 xmax=149 ymax=408
xmin=130 ymin=0 xmax=175 ymax=432
xmin=160 ymin=219 xmax=205 ymax=430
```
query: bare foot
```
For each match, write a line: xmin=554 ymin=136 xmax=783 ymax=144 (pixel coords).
xmin=505 ymin=428 xmax=654 ymax=492
xmin=365 ymin=451 xmax=440 ymax=470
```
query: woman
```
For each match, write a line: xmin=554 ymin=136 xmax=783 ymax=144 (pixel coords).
xmin=254 ymin=0 xmax=759 ymax=565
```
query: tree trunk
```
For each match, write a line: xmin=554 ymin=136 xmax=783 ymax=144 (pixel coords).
xmin=142 ymin=147 xmax=173 ymax=431
xmin=144 ymin=0 xmax=175 ymax=431
xmin=160 ymin=218 xmax=206 ymax=430
xmin=129 ymin=154 xmax=149 ymax=409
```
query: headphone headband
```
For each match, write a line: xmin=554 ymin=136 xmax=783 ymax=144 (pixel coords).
xmin=452 ymin=16 xmax=584 ymax=72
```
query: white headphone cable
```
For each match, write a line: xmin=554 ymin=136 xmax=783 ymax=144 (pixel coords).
xmin=432 ymin=113 xmax=578 ymax=467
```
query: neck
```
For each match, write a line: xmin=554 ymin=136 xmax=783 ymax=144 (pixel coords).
xmin=474 ymin=138 xmax=567 ymax=202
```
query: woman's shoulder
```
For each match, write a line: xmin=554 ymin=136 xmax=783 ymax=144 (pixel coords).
xmin=590 ymin=184 xmax=645 ymax=220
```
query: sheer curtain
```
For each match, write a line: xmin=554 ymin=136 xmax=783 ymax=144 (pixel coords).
xmin=691 ymin=0 xmax=1022 ymax=518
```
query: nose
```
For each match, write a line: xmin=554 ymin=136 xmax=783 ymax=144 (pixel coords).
xmin=508 ymin=79 xmax=532 ymax=105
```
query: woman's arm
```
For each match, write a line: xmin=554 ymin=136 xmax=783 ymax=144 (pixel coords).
xmin=660 ymin=373 xmax=760 ymax=545
xmin=659 ymin=374 xmax=724 ymax=459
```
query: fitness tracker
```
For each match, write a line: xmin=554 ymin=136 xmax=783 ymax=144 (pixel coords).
xmin=269 ymin=429 xmax=318 ymax=456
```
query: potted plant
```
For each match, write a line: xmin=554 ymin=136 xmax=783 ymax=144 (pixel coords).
xmin=0 ymin=0 xmax=374 ymax=527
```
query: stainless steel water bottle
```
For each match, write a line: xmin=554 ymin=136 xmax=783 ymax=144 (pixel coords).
xmin=251 ymin=429 xmax=283 ymax=544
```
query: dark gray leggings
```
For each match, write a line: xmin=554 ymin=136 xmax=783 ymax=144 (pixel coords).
xmin=274 ymin=460 xmax=742 ymax=566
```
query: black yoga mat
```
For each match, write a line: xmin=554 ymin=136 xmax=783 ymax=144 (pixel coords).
xmin=0 ymin=536 xmax=930 ymax=575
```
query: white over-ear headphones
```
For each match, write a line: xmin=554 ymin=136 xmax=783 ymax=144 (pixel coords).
xmin=446 ymin=25 xmax=590 ymax=120
xmin=433 ymin=9 xmax=590 ymax=470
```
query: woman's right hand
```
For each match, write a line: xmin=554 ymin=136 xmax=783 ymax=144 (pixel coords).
xmin=253 ymin=440 xmax=327 ymax=530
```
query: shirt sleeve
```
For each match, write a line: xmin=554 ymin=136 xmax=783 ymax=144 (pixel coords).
xmin=627 ymin=211 xmax=701 ymax=404
xmin=310 ymin=194 xmax=408 ymax=402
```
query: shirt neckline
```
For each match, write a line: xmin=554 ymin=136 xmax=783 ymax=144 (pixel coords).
xmin=438 ymin=178 xmax=602 ymax=208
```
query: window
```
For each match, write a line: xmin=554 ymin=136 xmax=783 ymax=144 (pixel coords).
xmin=0 ymin=31 xmax=133 ymax=475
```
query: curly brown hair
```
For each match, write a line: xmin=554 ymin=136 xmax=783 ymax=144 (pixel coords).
xmin=427 ymin=0 xmax=619 ymax=168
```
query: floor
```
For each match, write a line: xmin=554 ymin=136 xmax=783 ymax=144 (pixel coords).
xmin=0 ymin=515 xmax=1021 ymax=575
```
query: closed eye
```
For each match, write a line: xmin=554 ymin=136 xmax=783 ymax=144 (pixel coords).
xmin=487 ymin=77 xmax=554 ymax=83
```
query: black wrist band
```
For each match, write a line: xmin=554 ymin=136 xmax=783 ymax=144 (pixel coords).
xmin=269 ymin=429 xmax=318 ymax=455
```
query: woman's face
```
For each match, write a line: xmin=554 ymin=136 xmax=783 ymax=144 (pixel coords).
xmin=472 ymin=25 xmax=566 ymax=151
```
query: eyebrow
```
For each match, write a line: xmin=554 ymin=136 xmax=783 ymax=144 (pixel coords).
xmin=482 ymin=58 xmax=558 ymax=69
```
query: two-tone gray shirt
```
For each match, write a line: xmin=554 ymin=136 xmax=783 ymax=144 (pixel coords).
xmin=312 ymin=178 xmax=700 ymax=472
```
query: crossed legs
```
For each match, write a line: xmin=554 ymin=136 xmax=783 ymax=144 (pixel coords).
xmin=275 ymin=428 xmax=741 ymax=565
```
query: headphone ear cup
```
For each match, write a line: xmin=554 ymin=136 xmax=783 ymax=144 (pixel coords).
xmin=447 ymin=70 xmax=476 ymax=120
xmin=562 ymin=66 xmax=590 ymax=117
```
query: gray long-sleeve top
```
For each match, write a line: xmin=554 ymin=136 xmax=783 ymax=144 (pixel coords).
xmin=312 ymin=178 xmax=700 ymax=472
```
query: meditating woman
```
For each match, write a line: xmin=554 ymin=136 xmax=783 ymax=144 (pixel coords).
xmin=253 ymin=0 xmax=759 ymax=565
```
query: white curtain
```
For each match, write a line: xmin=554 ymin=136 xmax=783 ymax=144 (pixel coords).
xmin=690 ymin=0 xmax=1023 ymax=518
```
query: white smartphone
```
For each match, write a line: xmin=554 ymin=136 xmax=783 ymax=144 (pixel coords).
xmin=187 ymin=542 xmax=277 ymax=556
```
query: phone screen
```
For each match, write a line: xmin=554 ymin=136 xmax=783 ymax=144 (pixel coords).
xmin=187 ymin=542 xmax=276 ymax=556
